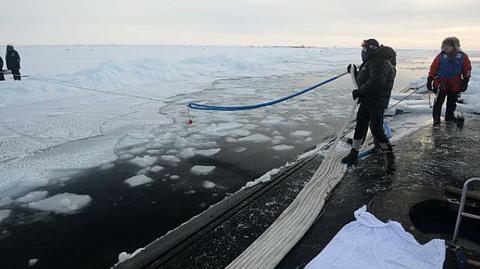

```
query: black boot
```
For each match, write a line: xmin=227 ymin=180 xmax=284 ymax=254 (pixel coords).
xmin=433 ymin=117 xmax=440 ymax=126
xmin=341 ymin=149 xmax=359 ymax=166
xmin=385 ymin=151 xmax=396 ymax=172
xmin=445 ymin=116 xmax=457 ymax=122
xmin=379 ymin=142 xmax=395 ymax=172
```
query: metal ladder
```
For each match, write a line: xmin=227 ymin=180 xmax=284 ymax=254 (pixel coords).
xmin=452 ymin=177 xmax=480 ymax=244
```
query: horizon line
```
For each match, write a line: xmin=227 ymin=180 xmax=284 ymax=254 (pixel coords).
xmin=3 ymin=43 xmax=465 ymax=51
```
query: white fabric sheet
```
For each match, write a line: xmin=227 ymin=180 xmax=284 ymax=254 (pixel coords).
xmin=305 ymin=206 xmax=445 ymax=269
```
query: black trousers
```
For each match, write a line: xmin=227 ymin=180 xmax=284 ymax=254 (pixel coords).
xmin=432 ymin=90 xmax=458 ymax=120
xmin=11 ymin=69 xmax=21 ymax=80
xmin=353 ymin=103 xmax=389 ymax=143
xmin=0 ymin=72 xmax=4 ymax=81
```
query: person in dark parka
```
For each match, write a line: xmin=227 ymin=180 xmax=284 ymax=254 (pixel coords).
xmin=6 ymin=45 xmax=21 ymax=80
xmin=341 ymin=39 xmax=397 ymax=172
xmin=0 ymin=56 xmax=4 ymax=81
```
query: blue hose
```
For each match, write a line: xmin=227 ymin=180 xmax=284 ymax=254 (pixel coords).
xmin=188 ymin=72 xmax=348 ymax=111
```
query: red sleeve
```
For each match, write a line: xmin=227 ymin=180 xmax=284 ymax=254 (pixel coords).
xmin=428 ymin=54 xmax=441 ymax=78
xmin=463 ymin=53 xmax=472 ymax=78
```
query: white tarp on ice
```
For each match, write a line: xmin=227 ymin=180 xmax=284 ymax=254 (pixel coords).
xmin=305 ymin=206 xmax=445 ymax=269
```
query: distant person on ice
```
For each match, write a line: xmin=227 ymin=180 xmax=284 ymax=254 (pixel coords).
xmin=6 ymin=44 xmax=21 ymax=80
xmin=341 ymin=39 xmax=397 ymax=172
xmin=427 ymin=37 xmax=471 ymax=126
xmin=0 ymin=55 xmax=4 ymax=81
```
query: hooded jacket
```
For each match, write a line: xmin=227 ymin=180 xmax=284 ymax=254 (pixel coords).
xmin=356 ymin=46 xmax=397 ymax=109
xmin=6 ymin=48 xmax=21 ymax=70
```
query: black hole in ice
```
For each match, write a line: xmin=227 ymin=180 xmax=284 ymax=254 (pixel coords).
xmin=409 ymin=199 xmax=480 ymax=245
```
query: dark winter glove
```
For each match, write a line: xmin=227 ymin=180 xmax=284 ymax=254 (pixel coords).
xmin=352 ymin=89 xmax=361 ymax=101
xmin=427 ymin=77 xmax=434 ymax=91
xmin=461 ymin=77 xmax=469 ymax=92
xmin=347 ymin=64 xmax=358 ymax=77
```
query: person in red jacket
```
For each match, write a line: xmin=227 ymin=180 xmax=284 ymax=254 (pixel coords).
xmin=427 ymin=37 xmax=471 ymax=125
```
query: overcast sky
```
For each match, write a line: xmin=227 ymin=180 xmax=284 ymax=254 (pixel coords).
xmin=2 ymin=0 xmax=479 ymax=49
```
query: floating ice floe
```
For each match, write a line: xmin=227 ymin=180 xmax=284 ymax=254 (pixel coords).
xmin=118 ymin=153 xmax=135 ymax=160
xmin=28 ymin=258 xmax=39 ymax=267
xmin=150 ymin=165 xmax=164 ymax=173
xmin=166 ymin=149 xmax=179 ymax=154
xmin=233 ymin=147 xmax=247 ymax=153
xmin=195 ymin=148 xmax=221 ymax=157
xmin=238 ymin=134 xmax=271 ymax=143
xmin=179 ymin=148 xmax=195 ymax=159
xmin=28 ymin=193 xmax=92 ymax=214
xmin=170 ymin=175 xmax=180 ymax=180
xmin=191 ymin=165 xmax=216 ymax=175
xmin=225 ymin=137 xmax=238 ymax=143
xmin=203 ymin=181 xmax=216 ymax=189
xmin=16 ymin=191 xmax=49 ymax=204
xmin=290 ymin=130 xmax=312 ymax=138
xmin=0 ymin=209 xmax=11 ymax=223
xmin=129 ymin=156 xmax=157 ymax=167
xmin=100 ymin=163 xmax=115 ymax=170
xmin=136 ymin=167 xmax=151 ymax=175
xmin=21 ymin=178 xmax=50 ymax=188
xmin=174 ymin=137 xmax=189 ymax=148
xmin=128 ymin=147 xmax=146 ymax=155
xmin=272 ymin=145 xmax=295 ymax=151
xmin=161 ymin=155 xmax=181 ymax=163
xmin=146 ymin=149 xmax=162 ymax=155
xmin=124 ymin=175 xmax=153 ymax=187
